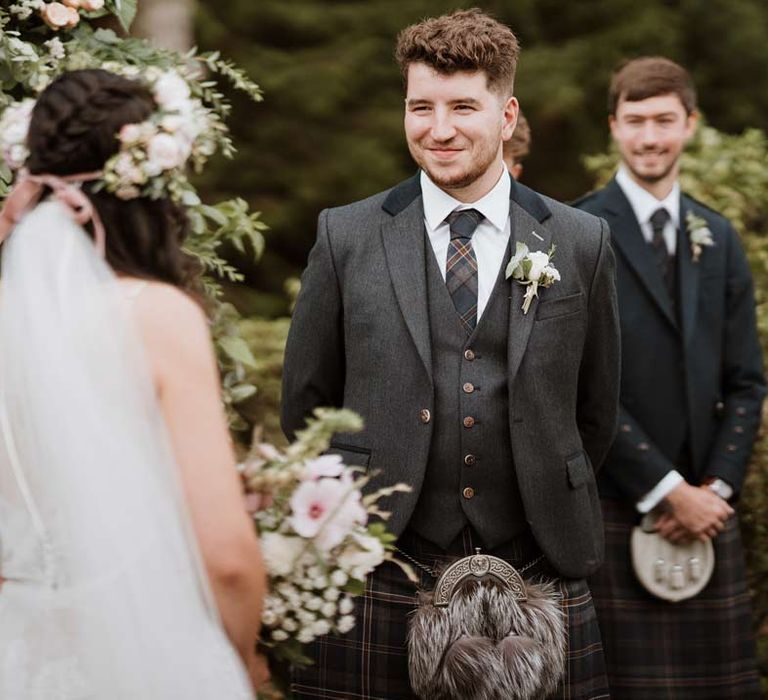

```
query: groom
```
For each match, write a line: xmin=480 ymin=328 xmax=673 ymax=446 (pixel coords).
xmin=282 ymin=9 xmax=620 ymax=699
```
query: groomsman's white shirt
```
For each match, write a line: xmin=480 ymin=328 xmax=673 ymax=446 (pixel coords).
xmin=615 ymin=165 xmax=684 ymax=512
xmin=421 ymin=169 xmax=511 ymax=321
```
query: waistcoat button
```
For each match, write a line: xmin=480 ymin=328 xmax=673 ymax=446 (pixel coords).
xmin=463 ymin=416 xmax=475 ymax=428
xmin=462 ymin=382 xmax=474 ymax=394
xmin=462 ymin=487 xmax=475 ymax=499
xmin=464 ymin=454 xmax=476 ymax=466
xmin=419 ymin=408 xmax=431 ymax=424
xmin=464 ymin=349 xmax=476 ymax=361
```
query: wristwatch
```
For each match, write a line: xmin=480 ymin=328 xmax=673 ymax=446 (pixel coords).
xmin=705 ymin=477 xmax=733 ymax=501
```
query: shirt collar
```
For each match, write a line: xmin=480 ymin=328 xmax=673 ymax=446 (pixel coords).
xmin=420 ymin=168 xmax=511 ymax=232
xmin=616 ymin=164 xmax=680 ymax=228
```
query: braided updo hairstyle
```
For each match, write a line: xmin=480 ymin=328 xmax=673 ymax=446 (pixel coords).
xmin=26 ymin=69 xmax=201 ymax=292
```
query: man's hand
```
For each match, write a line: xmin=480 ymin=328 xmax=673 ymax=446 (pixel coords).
xmin=655 ymin=481 xmax=734 ymax=543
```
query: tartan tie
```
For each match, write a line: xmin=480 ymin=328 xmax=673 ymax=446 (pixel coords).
xmin=649 ymin=207 xmax=674 ymax=297
xmin=445 ymin=208 xmax=483 ymax=334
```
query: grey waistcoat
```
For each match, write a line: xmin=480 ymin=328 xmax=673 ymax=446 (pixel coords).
xmin=408 ymin=239 xmax=527 ymax=549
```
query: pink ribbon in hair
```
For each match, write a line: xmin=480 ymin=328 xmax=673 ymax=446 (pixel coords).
xmin=0 ymin=170 xmax=106 ymax=255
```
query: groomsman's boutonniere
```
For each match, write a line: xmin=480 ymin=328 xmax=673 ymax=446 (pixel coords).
xmin=505 ymin=241 xmax=560 ymax=314
xmin=685 ymin=211 xmax=715 ymax=263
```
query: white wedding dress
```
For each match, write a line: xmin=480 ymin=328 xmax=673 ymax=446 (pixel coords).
xmin=0 ymin=201 xmax=254 ymax=698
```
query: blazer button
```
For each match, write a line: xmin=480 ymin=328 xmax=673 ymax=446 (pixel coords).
xmin=462 ymin=487 xmax=475 ymax=499
xmin=463 ymin=382 xmax=475 ymax=394
xmin=734 ymin=425 xmax=744 ymax=434
xmin=419 ymin=408 xmax=431 ymax=424
xmin=637 ymin=442 xmax=649 ymax=451
xmin=620 ymin=423 xmax=631 ymax=433
xmin=464 ymin=349 xmax=476 ymax=361
xmin=736 ymin=407 xmax=747 ymax=416
xmin=726 ymin=444 xmax=738 ymax=452
xmin=463 ymin=416 xmax=475 ymax=428
xmin=464 ymin=454 xmax=476 ymax=466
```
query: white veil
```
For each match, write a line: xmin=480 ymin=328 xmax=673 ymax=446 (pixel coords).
xmin=0 ymin=201 xmax=253 ymax=699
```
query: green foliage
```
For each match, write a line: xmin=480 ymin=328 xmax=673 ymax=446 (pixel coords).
xmin=585 ymin=123 xmax=768 ymax=686
xmin=0 ymin=3 xmax=267 ymax=427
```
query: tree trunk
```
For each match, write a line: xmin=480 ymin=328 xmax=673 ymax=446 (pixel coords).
xmin=132 ymin=0 xmax=195 ymax=52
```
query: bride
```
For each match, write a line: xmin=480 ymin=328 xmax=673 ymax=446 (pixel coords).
xmin=0 ymin=69 xmax=267 ymax=697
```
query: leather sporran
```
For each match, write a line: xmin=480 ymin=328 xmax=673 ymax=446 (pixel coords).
xmin=407 ymin=550 xmax=566 ymax=700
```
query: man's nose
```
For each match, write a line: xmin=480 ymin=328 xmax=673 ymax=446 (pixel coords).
xmin=639 ymin=121 xmax=661 ymax=145
xmin=430 ymin=110 xmax=457 ymax=141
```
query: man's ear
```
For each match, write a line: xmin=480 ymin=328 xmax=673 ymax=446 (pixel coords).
xmin=684 ymin=110 xmax=699 ymax=141
xmin=510 ymin=163 xmax=523 ymax=181
xmin=501 ymin=96 xmax=519 ymax=140
xmin=608 ymin=114 xmax=618 ymax=140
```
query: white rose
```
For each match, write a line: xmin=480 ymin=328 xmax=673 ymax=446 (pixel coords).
xmin=147 ymin=133 xmax=184 ymax=171
xmin=260 ymin=532 xmax=304 ymax=577
xmin=526 ymin=250 xmax=551 ymax=282
xmin=541 ymin=265 xmax=560 ymax=283
xmin=153 ymin=71 xmax=191 ymax=110
xmin=40 ymin=3 xmax=79 ymax=29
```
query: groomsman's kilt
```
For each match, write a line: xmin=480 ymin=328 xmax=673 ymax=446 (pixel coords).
xmin=589 ymin=498 xmax=762 ymax=699
xmin=291 ymin=527 xmax=610 ymax=700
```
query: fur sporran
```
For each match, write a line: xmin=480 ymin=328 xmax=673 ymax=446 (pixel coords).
xmin=407 ymin=550 xmax=566 ymax=700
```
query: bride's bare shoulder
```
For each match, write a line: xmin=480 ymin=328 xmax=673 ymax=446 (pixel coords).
xmin=128 ymin=280 xmax=211 ymax=354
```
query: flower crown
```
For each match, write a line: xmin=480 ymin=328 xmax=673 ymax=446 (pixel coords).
xmin=0 ymin=66 xmax=217 ymax=202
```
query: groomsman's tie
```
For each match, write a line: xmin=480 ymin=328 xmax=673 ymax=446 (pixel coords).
xmin=649 ymin=207 xmax=674 ymax=297
xmin=446 ymin=208 xmax=483 ymax=334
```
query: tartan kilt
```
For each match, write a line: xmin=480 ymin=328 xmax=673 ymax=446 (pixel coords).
xmin=291 ymin=527 xmax=610 ymax=700
xmin=588 ymin=498 xmax=762 ymax=699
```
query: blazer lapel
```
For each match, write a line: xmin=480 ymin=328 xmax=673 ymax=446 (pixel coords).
xmin=507 ymin=180 xmax=554 ymax=385
xmin=677 ymin=197 xmax=700 ymax=347
xmin=601 ymin=179 xmax=677 ymax=329
xmin=381 ymin=178 xmax=433 ymax=383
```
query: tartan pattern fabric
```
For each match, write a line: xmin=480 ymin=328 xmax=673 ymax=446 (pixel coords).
xmin=649 ymin=207 xmax=675 ymax=299
xmin=291 ymin=527 xmax=610 ymax=699
xmin=589 ymin=498 xmax=762 ymax=699
xmin=445 ymin=208 xmax=482 ymax=335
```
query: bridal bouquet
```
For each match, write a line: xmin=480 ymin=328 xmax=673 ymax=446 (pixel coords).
xmin=240 ymin=408 xmax=411 ymax=665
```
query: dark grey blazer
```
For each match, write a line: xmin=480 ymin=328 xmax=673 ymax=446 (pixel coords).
xmin=575 ymin=179 xmax=765 ymax=501
xmin=282 ymin=174 xmax=620 ymax=578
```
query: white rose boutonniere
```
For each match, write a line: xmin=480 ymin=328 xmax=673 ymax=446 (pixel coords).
xmin=505 ymin=241 xmax=560 ymax=314
xmin=685 ymin=211 xmax=715 ymax=263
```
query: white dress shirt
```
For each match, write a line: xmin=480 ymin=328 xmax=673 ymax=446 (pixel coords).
xmin=615 ymin=166 xmax=684 ymax=513
xmin=420 ymin=169 xmax=511 ymax=320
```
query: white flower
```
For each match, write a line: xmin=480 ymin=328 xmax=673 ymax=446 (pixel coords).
xmin=119 ymin=123 xmax=144 ymax=145
xmin=297 ymin=629 xmax=315 ymax=644
xmin=271 ymin=629 xmax=289 ymax=642
xmin=262 ymin=609 xmax=278 ymax=626
xmin=40 ymin=2 xmax=79 ymax=29
xmin=44 ymin=38 xmax=66 ymax=60
xmin=323 ymin=587 xmax=340 ymax=602
xmin=304 ymin=454 xmax=345 ymax=479
xmin=147 ymin=133 xmax=184 ymax=171
xmin=337 ymin=615 xmax=356 ymax=634
xmin=306 ymin=596 xmax=322 ymax=612
xmin=153 ymin=71 xmax=191 ymax=111
xmin=330 ymin=570 xmax=348 ymax=587
xmin=338 ymin=597 xmax=354 ymax=616
xmin=312 ymin=620 xmax=331 ymax=636
xmin=526 ymin=250 xmax=551 ymax=281
xmin=79 ymin=0 xmax=104 ymax=9
xmin=281 ymin=617 xmax=298 ymax=632
xmin=261 ymin=532 xmax=304 ymax=577
xmin=320 ymin=601 xmax=337 ymax=618
xmin=289 ymin=477 xmax=366 ymax=551
xmin=337 ymin=533 xmax=385 ymax=578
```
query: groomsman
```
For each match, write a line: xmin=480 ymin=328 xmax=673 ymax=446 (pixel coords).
xmin=283 ymin=9 xmax=620 ymax=698
xmin=575 ymin=56 xmax=765 ymax=698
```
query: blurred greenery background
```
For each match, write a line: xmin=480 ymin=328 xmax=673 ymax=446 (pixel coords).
xmin=138 ymin=0 xmax=768 ymax=690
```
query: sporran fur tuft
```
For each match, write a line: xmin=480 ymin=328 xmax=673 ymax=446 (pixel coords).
xmin=408 ymin=564 xmax=565 ymax=699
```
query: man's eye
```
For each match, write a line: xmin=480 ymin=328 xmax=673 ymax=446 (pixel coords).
xmin=411 ymin=105 xmax=431 ymax=113
xmin=455 ymin=104 xmax=475 ymax=111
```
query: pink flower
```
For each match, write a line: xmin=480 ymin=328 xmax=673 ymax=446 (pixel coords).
xmin=289 ymin=478 xmax=367 ymax=552
xmin=80 ymin=0 xmax=105 ymax=9
xmin=40 ymin=3 xmax=79 ymax=30
xmin=305 ymin=455 xmax=345 ymax=479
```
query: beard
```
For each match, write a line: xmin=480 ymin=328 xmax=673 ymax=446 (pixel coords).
xmin=626 ymin=150 xmax=680 ymax=185
xmin=409 ymin=137 xmax=500 ymax=193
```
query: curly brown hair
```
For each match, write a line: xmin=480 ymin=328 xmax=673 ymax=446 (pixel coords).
xmin=26 ymin=69 xmax=202 ymax=294
xmin=395 ymin=8 xmax=520 ymax=96
xmin=608 ymin=57 xmax=697 ymax=116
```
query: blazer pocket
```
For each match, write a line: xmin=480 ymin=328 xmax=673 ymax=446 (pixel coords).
xmin=328 ymin=442 xmax=371 ymax=470
xmin=566 ymin=451 xmax=591 ymax=489
xmin=536 ymin=291 xmax=583 ymax=321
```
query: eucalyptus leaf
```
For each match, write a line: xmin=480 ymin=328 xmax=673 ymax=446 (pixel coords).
xmin=218 ymin=336 xmax=258 ymax=369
